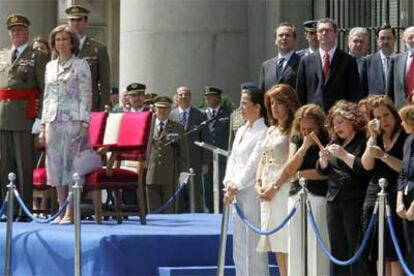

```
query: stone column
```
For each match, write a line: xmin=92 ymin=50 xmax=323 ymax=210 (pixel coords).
xmin=120 ymin=0 xmax=250 ymax=103
xmin=0 ymin=0 xmax=57 ymax=49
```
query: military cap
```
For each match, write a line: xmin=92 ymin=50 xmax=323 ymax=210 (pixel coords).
xmin=303 ymin=20 xmax=317 ymax=32
xmin=204 ymin=86 xmax=222 ymax=96
xmin=144 ymin=93 xmax=158 ymax=105
xmin=126 ymin=83 xmax=146 ymax=95
xmin=154 ymin=96 xmax=173 ymax=108
xmin=241 ymin=82 xmax=257 ymax=91
xmin=6 ymin=14 xmax=30 ymax=29
xmin=65 ymin=5 xmax=90 ymax=19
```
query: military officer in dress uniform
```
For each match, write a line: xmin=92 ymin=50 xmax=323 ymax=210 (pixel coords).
xmin=202 ymin=86 xmax=231 ymax=212
xmin=0 ymin=14 xmax=48 ymax=221
xmin=66 ymin=5 xmax=110 ymax=111
xmin=125 ymin=83 xmax=150 ymax=112
xmin=296 ymin=20 xmax=319 ymax=57
xmin=146 ymin=96 xmax=189 ymax=213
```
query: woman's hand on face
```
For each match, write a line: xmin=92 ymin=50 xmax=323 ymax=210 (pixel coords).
xmin=302 ymin=134 xmax=315 ymax=150
xmin=38 ymin=131 xmax=45 ymax=147
xmin=367 ymin=119 xmax=380 ymax=138
xmin=367 ymin=145 xmax=385 ymax=159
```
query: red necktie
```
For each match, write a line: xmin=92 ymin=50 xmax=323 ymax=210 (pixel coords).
xmin=406 ymin=55 xmax=414 ymax=97
xmin=323 ymin=52 xmax=330 ymax=78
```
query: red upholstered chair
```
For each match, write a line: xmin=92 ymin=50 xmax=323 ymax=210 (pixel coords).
xmin=84 ymin=111 xmax=153 ymax=225
xmin=32 ymin=152 xmax=57 ymax=215
xmin=32 ymin=112 xmax=108 ymax=216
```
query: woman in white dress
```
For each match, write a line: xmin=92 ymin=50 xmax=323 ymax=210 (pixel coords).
xmin=255 ymin=84 xmax=300 ymax=276
xmin=223 ymin=84 xmax=269 ymax=276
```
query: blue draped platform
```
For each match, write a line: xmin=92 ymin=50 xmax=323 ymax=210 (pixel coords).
xmin=0 ymin=214 xmax=236 ymax=276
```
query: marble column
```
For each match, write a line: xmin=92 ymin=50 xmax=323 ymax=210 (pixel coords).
xmin=120 ymin=0 xmax=251 ymax=103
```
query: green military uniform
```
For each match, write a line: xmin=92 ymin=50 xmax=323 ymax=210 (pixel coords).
xmin=146 ymin=97 xmax=189 ymax=213
xmin=0 ymin=14 xmax=48 ymax=218
xmin=66 ymin=5 xmax=111 ymax=111
xmin=78 ymin=37 xmax=110 ymax=111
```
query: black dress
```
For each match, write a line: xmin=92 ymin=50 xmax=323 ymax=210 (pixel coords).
xmin=362 ymin=131 xmax=407 ymax=262
xmin=316 ymin=131 xmax=371 ymax=275
xmin=397 ymin=134 xmax=414 ymax=270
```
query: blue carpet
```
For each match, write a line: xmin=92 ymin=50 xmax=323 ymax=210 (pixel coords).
xmin=0 ymin=214 xmax=235 ymax=276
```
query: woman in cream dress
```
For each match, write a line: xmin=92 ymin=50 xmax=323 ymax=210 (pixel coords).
xmin=256 ymin=84 xmax=299 ymax=276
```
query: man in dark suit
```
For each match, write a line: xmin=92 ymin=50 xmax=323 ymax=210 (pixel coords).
xmin=296 ymin=18 xmax=362 ymax=111
xmin=202 ymin=86 xmax=231 ymax=212
xmin=170 ymin=86 xmax=209 ymax=212
xmin=296 ymin=20 xmax=319 ymax=57
xmin=387 ymin=26 xmax=414 ymax=109
xmin=66 ymin=5 xmax=111 ymax=111
xmin=348 ymin=27 xmax=369 ymax=97
xmin=0 ymin=15 xmax=48 ymax=221
xmin=259 ymin=22 xmax=300 ymax=92
xmin=146 ymin=96 xmax=188 ymax=213
xmin=366 ymin=24 xmax=396 ymax=95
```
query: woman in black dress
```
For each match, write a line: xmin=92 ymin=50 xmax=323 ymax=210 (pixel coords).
xmin=361 ymin=95 xmax=406 ymax=275
xmin=397 ymin=105 xmax=414 ymax=272
xmin=316 ymin=100 xmax=370 ymax=275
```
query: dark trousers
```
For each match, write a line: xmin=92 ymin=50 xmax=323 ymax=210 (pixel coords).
xmin=327 ymin=199 xmax=372 ymax=275
xmin=403 ymin=218 xmax=414 ymax=270
xmin=0 ymin=130 xmax=33 ymax=217
xmin=146 ymin=184 xmax=175 ymax=213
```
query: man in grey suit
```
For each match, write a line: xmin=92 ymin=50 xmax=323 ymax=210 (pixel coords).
xmin=348 ymin=27 xmax=369 ymax=96
xmin=170 ymin=86 xmax=209 ymax=212
xmin=296 ymin=20 xmax=319 ymax=57
xmin=387 ymin=26 xmax=414 ymax=109
xmin=259 ymin=22 xmax=301 ymax=92
xmin=366 ymin=24 xmax=396 ymax=95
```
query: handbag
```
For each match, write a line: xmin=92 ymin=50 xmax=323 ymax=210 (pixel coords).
xmin=72 ymin=137 xmax=102 ymax=176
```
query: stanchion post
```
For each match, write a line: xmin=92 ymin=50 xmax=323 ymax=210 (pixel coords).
xmin=299 ymin=177 xmax=308 ymax=276
xmin=4 ymin=173 xmax=16 ymax=276
xmin=73 ymin=173 xmax=82 ymax=276
xmin=188 ymin=168 xmax=195 ymax=213
xmin=216 ymin=203 xmax=230 ymax=276
xmin=378 ymin=178 xmax=387 ymax=276
xmin=212 ymin=151 xmax=220 ymax=214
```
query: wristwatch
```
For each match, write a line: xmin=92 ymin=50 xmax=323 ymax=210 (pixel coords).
xmin=272 ymin=185 xmax=279 ymax=191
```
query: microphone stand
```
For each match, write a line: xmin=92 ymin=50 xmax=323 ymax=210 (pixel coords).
xmin=162 ymin=115 xmax=221 ymax=148
xmin=160 ymin=116 xmax=221 ymax=212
